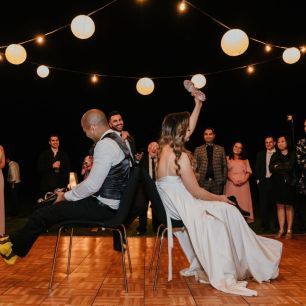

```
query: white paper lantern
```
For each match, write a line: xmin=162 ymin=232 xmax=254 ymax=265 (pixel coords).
xmin=191 ymin=74 xmax=207 ymax=89
xmin=5 ymin=44 xmax=27 ymax=65
xmin=71 ymin=15 xmax=95 ymax=39
xmin=37 ymin=65 xmax=50 ymax=78
xmin=136 ymin=77 xmax=155 ymax=95
xmin=221 ymin=29 xmax=249 ymax=56
xmin=282 ymin=47 xmax=301 ymax=64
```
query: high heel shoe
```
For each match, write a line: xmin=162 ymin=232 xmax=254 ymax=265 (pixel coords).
xmin=275 ymin=230 xmax=284 ymax=239
xmin=285 ymin=230 xmax=293 ymax=239
xmin=227 ymin=195 xmax=250 ymax=217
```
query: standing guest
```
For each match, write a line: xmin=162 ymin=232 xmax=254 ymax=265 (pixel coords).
xmin=270 ymin=135 xmax=296 ymax=239
xmin=224 ymin=141 xmax=254 ymax=223
xmin=255 ymin=136 xmax=276 ymax=231
xmin=296 ymin=119 xmax=306 ymax=231
xmin=37 ymin=134 xmax=70 ymax=197
xmin=6 ymin=156 xmax=21 ymax=216
xmin=0 ymin=109 xmax=132 ymax=265
xmin=108 ymin=111 xmax=143 ymax=165
xmin=0 ymin=145 xmax=5 ymax=236
xmin=136 ymin=141 xmax=160 ymax=235
xmin=194 ymin=128 xmax=227 ymax=195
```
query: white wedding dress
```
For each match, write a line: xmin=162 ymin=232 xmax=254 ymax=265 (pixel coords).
xmin=156 ymin=176 xmax=282 ymax=296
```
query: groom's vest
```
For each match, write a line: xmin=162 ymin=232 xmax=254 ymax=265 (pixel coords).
xmin=94 ymin=132 xmax=131 ymax=200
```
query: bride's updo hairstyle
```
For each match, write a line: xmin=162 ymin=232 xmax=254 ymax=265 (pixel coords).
xmin=158 ymin=112 xmax=190 ymax=176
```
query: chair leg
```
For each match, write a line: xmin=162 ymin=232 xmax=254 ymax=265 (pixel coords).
xmin=153 ymin=227 xmax=168 ymax=291
xmin=121 ymin=225 xmax=132 ymax=274
xmin=149 ymin=224 xmax=164 ymax=271
xmin=116 ymin=228 xmax=128 ymax=293
xmin=67 ymin=228 xmax=74 ymax=276
xmin=49 ymin=227 xmax=63 ymax=290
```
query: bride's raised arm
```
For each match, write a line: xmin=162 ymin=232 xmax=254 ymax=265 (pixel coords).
xmin=186 ymin=95 xmax=203 ymax=140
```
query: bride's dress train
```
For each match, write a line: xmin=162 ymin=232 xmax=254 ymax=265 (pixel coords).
xmin=156 ymin=176 xmax=282 ymax=296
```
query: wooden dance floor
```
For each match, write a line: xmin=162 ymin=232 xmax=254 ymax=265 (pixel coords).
xmin=0 ymin=235 xmax=306 ymax=305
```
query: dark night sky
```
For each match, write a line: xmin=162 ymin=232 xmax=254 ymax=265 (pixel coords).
xmin=0 ymin=0 xmax=305 ymax=194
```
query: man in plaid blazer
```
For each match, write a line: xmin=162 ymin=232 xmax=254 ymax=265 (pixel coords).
xmin=194 ymin=128 xmax=227 ymax=195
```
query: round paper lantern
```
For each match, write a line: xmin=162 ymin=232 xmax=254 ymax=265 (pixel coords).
xmin=37 ymin=65 xmax=49 ymax=78
xmin=221 ymin=29 xmax=249 ymax=56
xmin=191 ymin=74 xmax=206 ymax=89
xmin=5 ymin=44 xmax=27 ymax=65
xmin=71 ymin=15 xmax=95 ymax=39
xmin=282 ymin=47 xmax=301 ymax=64
xmin=136 ymin=78 xmax=155 ymax=95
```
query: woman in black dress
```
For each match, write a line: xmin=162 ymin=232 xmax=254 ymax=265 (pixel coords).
xmin=270 ymin=135 xmax=296 ymax=239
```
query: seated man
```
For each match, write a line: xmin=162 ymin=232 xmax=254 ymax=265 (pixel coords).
xmin=0 ymin=109 xmax=131 ymax=264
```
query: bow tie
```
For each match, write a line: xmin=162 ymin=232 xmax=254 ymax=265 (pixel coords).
xmin=206 ymin=143 xmax=213 ymax=147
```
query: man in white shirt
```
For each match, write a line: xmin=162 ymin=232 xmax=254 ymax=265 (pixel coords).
xmin=255 ymin=136 xmax=277 ymax=231
xmin=0 ymin=109 xmax=132 ymax=265
xmin=6 ymin=156 xmax=21 ymax=216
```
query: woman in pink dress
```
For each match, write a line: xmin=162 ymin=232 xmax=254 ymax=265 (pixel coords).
xmin=224 ymin=141 xmax=254 ymax=222
xmin=0 ymin=145 xmax=5 ymax=236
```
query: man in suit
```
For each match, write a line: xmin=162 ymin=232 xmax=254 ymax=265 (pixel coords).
xmin=37 ymin=134 xmax=70 ymax=198
xmin=137 ymin=141 xmax=159 ymax=235
xmin=255 ymin=136 xmax=276 ymax=231
xmin=194 ymin=128 xmax=227 ymax=195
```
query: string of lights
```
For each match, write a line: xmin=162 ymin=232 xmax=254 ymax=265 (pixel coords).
xmin=0 ymin=0 xmax=304 ymax=96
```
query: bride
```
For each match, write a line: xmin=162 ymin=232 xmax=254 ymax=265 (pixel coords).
xmin=155 ymin=95 xmax=282 ymax=296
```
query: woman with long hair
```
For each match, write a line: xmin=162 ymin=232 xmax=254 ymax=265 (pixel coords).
xmin=156 ymin=111 xmax=282 ymax=296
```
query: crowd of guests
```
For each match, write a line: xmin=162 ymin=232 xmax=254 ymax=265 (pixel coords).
xmin=0 ymin=117 xmax=305 ymax=241
xmin=0 ymin=96 xmax=286 ymax=296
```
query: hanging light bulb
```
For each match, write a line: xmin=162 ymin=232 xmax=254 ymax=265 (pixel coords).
xmin=282 ymin=47 xmax=301 ymax=64
xmin=5 ymin=44 xmax=27 ymax=65
xmin=178 ymin=1 xmax=187 ymax=13
xmin=300 ymin=46 xmax=306 ymax=54
xmin=265 ymin=44 xmax=272 ymax=52
xmin=36 ymin=35 xmax=45 ymax=44
xmin=91 ymin=74 xmax=98 ymax=83
xmin=136 ymin=77 xmax=155 ymax=95
xmin=246 ymin=65 xmax=255 ymax=74
xmin=191 ymin=74 xmax=207 ymax=89
xmin=71 ymin=15 xmax=95 ymax=39
xmin=37 ymin=65 xmax=50 ymax=78
xmin=221 ymin=29 xmax=249 ymax=56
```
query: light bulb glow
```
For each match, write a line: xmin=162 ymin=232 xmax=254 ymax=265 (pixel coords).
xmin=178 ymin=1 xmax=187 ymax=12
xmin=265 ymin=44 xmax=272 ymax=52
xmin=246 ymin=66 xmax=255 ymax=74
xmin=36 ymin=35 xmax=45 ymax=44
xmin=91 ymin=74 xmax=98 ymax=83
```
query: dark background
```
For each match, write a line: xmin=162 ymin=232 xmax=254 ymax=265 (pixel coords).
xmin=0 ymin=0 xmax=305 ymax=199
